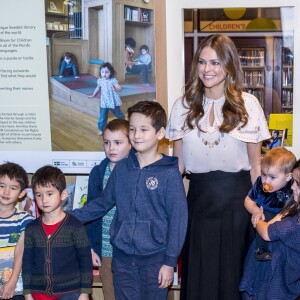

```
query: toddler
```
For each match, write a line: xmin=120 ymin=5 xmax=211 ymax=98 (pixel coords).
xmin=240 ymin=158 xmax=300 ymax=299
xmin=89 ymin=62 xmax=125 ymax=136
xmin=244 ymin=147 xmax=296 ymax=260
xmin=59 ymin=52 xmax=79 ymax=79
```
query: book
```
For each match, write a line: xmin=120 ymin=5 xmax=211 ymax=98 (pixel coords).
xmin=73 ymin=176 xmax=89 ymax=209
xmin=20 ymin=188 xmax=38 ymax=218
xmin=131 ymin=9 xmax=140 ymax=22
xmin=62 ymin=184 xmax=75 ymax=211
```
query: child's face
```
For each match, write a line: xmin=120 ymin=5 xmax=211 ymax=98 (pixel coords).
xmin=100 ymin=67 xmax=111 ymax=79
xmin=291 ymin=168 xmax=300 ymax=201
xmin=141 ymin=49 xmax=148 ymax=55
xmin=0 ymin=176 xmax=26 ymax=207
xmin=34 ymin=184 xmax=67 ymax=214
xmin=261 ymin=165 xmax=291 ymax=193
xmin=64 ymin=57 xmax=71 ymax=64
xmin=103 ymin=129 xmax=131 ymax=164
xmin=129 ymin=113 xmax=165 ymax=155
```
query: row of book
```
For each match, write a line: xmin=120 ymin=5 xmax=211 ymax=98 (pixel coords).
xmin=18 ymin=176 xmax=88 ymax=218
xmin=246 ymin=89 xmax=264 ymax=108
xmin=238 ymin=49 xmax=265 ymax=67
xmin=282 ymin=90 xmax=293 ymax=107
xmin=124 ymin=6 xmax=151 ymax=23
xmin=243 ymin=70 xmax=264 ymax=87
xmin=282 ymin=68 xmax=293 ymax=86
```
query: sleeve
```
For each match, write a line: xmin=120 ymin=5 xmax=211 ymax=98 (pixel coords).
xmin=165 ymin=97 xmax=191 ymax=141
xmin=85 ymin=164 xmax=105 ymax=255
xmin=247 ymin=176 xmax=261 ymax=203
xmin=71 ymin=61 xmax=78 ymax=77
xmin=164 ymin=166 xmax=188 ymax=266
xmin=59 ymin=60 xmax=66 ymax=76
xmin=22 ymin=224 xmax=34 ymax=295
xmin=20 ymin=212 xmax=34 ymax=233
xmin=111 ymin=78 xmax=118 ymax=86
xmin=70 ymin=169 xmax=116 ymax=224
xmin=145 ymin=54 xmax=152 ymax=65
xmin=228 ymin=92 xmax=271 ymax=143
xmin=73 ymin=223 xmax=93 ymax=294
xmin=268 ymin=216 xmax=300 ymax=252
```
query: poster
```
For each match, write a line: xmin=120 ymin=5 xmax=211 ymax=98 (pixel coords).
xmin=0 ymin=0 xmax=103 ymax=173
xmin=0 ymin=0 xmax=51 ymax=151
xmin=0 ymin=0 xmax=154 ymax=173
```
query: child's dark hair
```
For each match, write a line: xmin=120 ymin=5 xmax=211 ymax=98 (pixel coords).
xmin=127 ymin=100 xmax=166 ymax=132
xmin=0 ymin=162 xmax=28 ymax=191
xmin=104 ymin=119 xmax=129 ymax=139
xmin=125 ymin=37 xmax=136 ymax=49
xmin=31 ymin=165 xmax=66 ymax=194
xmin=281 ymin=159 xmax=300 ymax=218
xmin=100 ymin=62 xmax=116 ymax=78
xmin=63 ymin=52 xmax=71 ymax=59
xmin=140 ymin=45 xmax=149 ymax=52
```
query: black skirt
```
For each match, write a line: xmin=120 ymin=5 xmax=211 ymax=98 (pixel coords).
xmin=180 ymin=170 xmax=254 ymax=300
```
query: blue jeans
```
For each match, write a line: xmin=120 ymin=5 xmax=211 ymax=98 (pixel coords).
xmin=112 ymin=258 xmax=168 ymax=300
xmin=98 ymin=106 xmax=125 ymax=131
xmin=126 ymin=65 xmax=149 ymax=84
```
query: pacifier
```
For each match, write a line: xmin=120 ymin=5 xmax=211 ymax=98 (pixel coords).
xmin=263 ymin=183 xmax=273 ymax=192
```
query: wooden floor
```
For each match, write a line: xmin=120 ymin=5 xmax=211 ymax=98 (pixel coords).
xmin=50 ymin=98 xmax=105 ymax=151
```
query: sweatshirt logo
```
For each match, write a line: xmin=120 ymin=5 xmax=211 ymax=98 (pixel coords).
xmin=146 ymin=177 xmax=158 ymax=190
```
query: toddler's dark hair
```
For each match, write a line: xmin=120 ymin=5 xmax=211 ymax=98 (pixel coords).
xmin=63 ymin=52 xmax=71 ymax=59
xmin=100 ymin=62 xmax=116 ymax=78
xmin=0 ymin=162 xmax=28 ymax=191
xmin=127 ymin=100 xmax=166 ymax=132
xmin=281 ymin=159 xmax=300 ymax=218
xmin=32 ymin=165 xmax=66 ymax=194
xmin=104 ymin=119 xmax=129 ymax=139
xmin=140 ymin=45 xmax=149 ymax=52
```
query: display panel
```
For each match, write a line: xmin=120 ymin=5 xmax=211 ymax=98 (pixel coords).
xmin=0 ymin=0 xmax=157 ymax=173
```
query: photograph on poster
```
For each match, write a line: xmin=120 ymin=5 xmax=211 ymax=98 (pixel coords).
xmin=0 ymin=0 xmax=156 ymax=172
xmin=47 ymin=0 xmax=156 ymax=152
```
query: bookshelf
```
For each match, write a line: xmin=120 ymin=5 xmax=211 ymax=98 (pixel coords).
xmin=184 ymin=35 xmax=295 ymax=118
xmin=124 ymin=5 xmax=153 ymax=24
xmin=237 ymin=48 xmax=265 ymax=109
xmin=274 ymin=39 xmax=294 ymax=113
xmin=45 ymin=0 xmax=69 ymax=37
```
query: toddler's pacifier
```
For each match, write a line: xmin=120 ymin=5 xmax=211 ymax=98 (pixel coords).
xmin=263 ymin=183 xmax=273 ymax=192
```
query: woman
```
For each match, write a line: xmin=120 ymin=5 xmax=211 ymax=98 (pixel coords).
xmin=166 ymin=34 xmax=270 ymax=300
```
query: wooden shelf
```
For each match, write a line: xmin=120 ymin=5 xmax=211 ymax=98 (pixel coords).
xmin=125 ymin=20 xmax=153 ymax=26
xmin=46 ymin=12 xmax=67 ymax=17
xmin=241 ymin=65 xmax=265 ymax=69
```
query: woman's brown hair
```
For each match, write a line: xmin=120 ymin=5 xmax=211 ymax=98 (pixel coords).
xmin=184 ymin=34 xmax=248 ymax=132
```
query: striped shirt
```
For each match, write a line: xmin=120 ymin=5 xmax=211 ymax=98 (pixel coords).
xmin=0 ymin=208 xmax=33 ymax=295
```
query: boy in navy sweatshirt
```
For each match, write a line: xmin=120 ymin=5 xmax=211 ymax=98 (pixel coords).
xmin=72 ymin=100 xmax=188 ymax=300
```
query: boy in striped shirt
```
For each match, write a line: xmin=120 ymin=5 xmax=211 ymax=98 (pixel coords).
xmin=0 ymin=162 xmax=33 ymax=300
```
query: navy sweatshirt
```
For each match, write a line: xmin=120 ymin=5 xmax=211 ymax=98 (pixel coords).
xmin=72 ymin=149 xmax=188 ymax=267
